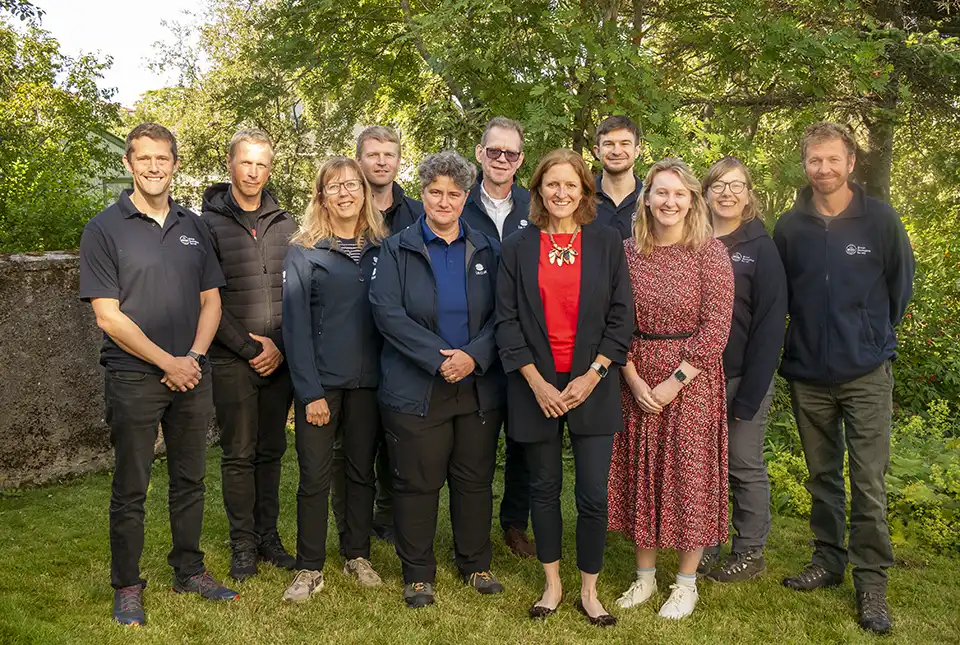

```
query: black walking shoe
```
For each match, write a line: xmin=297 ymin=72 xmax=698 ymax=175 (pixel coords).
xmin=782 ymin=563 xmax=844 ymax=591
xmin=112 ymin=585 xmax=145 ymax=626
xmin=258 ymin=534 xmax=296 ymax=571
xmin=173 ymin=570 xmax=239 ymax=601
xmin=403 ymin=582 xmax=435 ymax=608
xmin=707 ymin=549 xmax=766 ymax=583
xmin=857 ymin=591 xmax=892 ymax=634
xmin=229 ymin=544 xmax=258 ymax=582
xmin=463 ymin=570 xmax=504 ymax=595
xmin=696 ymin=551 xmax=719 ymax=576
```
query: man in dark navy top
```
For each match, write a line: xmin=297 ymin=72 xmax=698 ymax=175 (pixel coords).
xmin=593 ymin=115 xmax=644 ymax=240
xmin=776 ymin=123 xmax=914 ymax=635
xmin=459 ymin=117 xmax=536 ymax=558
xmin=79 ymin=123 xmax=237 ymax=627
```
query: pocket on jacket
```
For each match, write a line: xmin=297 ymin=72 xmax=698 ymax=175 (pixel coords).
xmin=859 ymin=308 xmax=878 ymax=348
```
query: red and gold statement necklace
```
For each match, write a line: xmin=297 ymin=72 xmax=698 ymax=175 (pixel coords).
xmin=547 ymin=227 xmax=580 ymax=266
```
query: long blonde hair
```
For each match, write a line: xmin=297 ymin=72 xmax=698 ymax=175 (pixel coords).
xmin=292 ymin=156 xmax=387 ymax=248
xmin=632 ymin=158 xmax=711 ymax=255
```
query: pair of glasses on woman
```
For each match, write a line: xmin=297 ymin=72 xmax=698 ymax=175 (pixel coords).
xmin=484 ymin=147 xmax=521 ymax=163
xmin=323 ymin=179 xmax=363 ymax=195
xmin=708 ymin=180 xmax=747 ymax=195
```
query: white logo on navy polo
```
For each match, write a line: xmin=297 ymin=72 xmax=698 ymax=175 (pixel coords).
xmin=475 ymin=263 xmax=487 ymax=275
xmin=179 ymin=234 xmax=199 ymax=246
xmin=846 ymin=244 xmax=871 ymax=256
xmin=731 ymin=252 xmax=755 ymax=264
xmin=519 ymin=219 xmax=528 ymax=228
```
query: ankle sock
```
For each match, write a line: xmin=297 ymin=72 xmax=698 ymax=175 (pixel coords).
xmin=636 ymin=567 xmax=656 ymax=583
xmin=675 ymin=572 xmax=697 ymax=589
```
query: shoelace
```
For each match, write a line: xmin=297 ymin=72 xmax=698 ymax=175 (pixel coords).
xmin=411 ymin=582 xmax=428 ymax=593
xmin=664 ymin=584 xmax=694 ymax=607
xmin=623 ymin=578 xmax=652 ymax=597
xmin=721 ymin=552 xmax=752 ymax=574
xmin=118 ymin=587 xmax=142 ymax=613
xmin=194 ymin=570 xmax=218 ymax=592
xmin=293 ymin=570 xmax=318 ymax=587
xmin=860 ymin=593 xmax=889 ymax=619
xmin=797 ymin=564 xmax=829 ymax=583
xmin=472 ymin=571 xmax=492 ymax=583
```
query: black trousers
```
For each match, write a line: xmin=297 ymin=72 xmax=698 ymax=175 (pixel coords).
xmin=105 ymin=368 xmax=213 ymax=589
xmin=522 ymin=374 xmax=615 ymax=575
xmin=330 ymin=421 xmax=394 ymax=541
xmin=212 ymin=357 xmax=292 ymax=548
xmin=294 ymin=388 xmax=381 ymax=570
xmin=499 ymin=430 xmax=531 ymax=532
xmin=382 ymin=379 xmax=502 ymax=584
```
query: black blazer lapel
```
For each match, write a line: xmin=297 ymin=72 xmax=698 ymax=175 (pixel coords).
xmin=573 ymin=225 xmax=603 ymax=365
xmin=519 ymin=227 xmax=549 ymax=344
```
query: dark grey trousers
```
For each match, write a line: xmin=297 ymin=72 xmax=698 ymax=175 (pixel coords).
xmin=705 ymin=377 xmax=774 ymax=556
xmin=790 ymin=361 xmax=895 ymax=593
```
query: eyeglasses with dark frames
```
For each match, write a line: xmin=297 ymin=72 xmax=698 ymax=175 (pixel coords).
xmin=709 ymin=180 xmax=747 ymax=195
xmin=484 ymin=148 xmax=521 ymax=163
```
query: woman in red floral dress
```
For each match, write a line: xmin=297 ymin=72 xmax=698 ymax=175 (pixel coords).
xmin=608 ymin=158 xmax=734 ymax=620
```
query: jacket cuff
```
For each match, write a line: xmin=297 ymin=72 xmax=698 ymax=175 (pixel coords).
xmin=499 ymin=346 xmax=535 ymax=374
xmin=730 ymin=399 xmax=759 ymax=422
xmin=238 ymin=339 xmax=263 ymax=361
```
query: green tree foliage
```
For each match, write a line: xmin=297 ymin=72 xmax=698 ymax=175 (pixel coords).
xmin=0 ymin=19 xmax=120 ymax=252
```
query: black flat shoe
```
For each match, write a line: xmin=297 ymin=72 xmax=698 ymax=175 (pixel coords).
xmin=528 ymin=594 xmax=562 ymax=620
xmin=576 ymin=599 xmax=617 ymax=627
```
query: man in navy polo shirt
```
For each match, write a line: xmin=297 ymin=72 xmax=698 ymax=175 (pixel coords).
xmin=593 ymin=115 xmax=644 ymax=240
xmin=80 ymin=123 xmax=238 ymax=627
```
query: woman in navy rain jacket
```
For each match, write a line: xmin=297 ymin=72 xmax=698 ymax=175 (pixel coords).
xmin=281 ymin=157 xmax=389 ymax=602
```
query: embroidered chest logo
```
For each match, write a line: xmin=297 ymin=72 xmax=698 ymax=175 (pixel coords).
xmin=845 ymin=244 xmax=872 ymax=256
xmin=475 ymin=263 xmax=487 ymax=275
xmin=730 ymin=252 xmax=755 ymax=264
xmin=518 ymin=219 xmax=529 ymax=229
xmin=179 ymin=234 xmax=199 ymax=247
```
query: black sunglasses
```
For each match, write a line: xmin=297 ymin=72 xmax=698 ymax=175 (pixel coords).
xmin=484 ymin=148 xmax=521 ymax=163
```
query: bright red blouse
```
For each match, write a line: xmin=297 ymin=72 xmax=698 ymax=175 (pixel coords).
xmin=538 ymin=231 xmax=582 ymax=373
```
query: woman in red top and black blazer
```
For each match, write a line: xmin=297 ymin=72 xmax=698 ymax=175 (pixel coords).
xmin=495 ymin=149 xmax=633 ymax=627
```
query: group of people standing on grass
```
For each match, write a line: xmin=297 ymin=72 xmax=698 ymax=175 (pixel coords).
xmin=79 ymin=114 xmax=914 ymax=636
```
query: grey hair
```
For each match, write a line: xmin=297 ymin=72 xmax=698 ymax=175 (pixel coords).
xmin=480 ymin=116 xmax=524 ymax=151
xmin=418 ymin=150 xmax=477 ymax=192
xmin=228 ymin=128 xmax=274 ymax=159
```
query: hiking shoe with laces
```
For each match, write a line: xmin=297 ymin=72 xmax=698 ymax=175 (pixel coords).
xmin=463 ymin=570 xmax=504 ymax=595
xmin=173 ymin=570 xmax=239 ymax=601
xmin=616 ymin=576 xmax=658 ymax=609
xmin=229 ymin=545 xmax=258 ymax=582
xmin=857 ymin=591 xmax=892 ymax=634
xmin=658 ymin=584 xmax=699 ymax=620
xmin=706 ymin=549 xmax=766 ymax=583
xmin=113 ymin=585 xmax=145 ymax=626
xmin=696 ymin=551 xmax=718 ymax=576
xmin=404 ymin=581 xmax=435 ymax=608
xmin=258 ymin=533 xmax=296 ymax=570
xmin=283 ymin=570 xmax=324 ymax=602
xmin=344 ymin=557 xmax=383 ymax=587
xmin=782 ymin=562 xmax=843 ymax=591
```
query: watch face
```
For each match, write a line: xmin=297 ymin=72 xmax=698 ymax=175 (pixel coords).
xmin=674 ymin=369 xmax=687 ymax=382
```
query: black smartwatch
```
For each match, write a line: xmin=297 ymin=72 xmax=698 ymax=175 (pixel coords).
xmin=590 ymin=362 xmax=608 ymax=379
xmin=673 ymin=368 xmax=688 ymax=385
xmin=187 ymin=350 xmax=207 ymax=368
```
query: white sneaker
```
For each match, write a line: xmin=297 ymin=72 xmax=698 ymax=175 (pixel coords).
xmin=283 ymin=569 xmax=324 ymax=602
xmin=658 ymin=583 xmax=698 ymax=619
xmin=616 ymin=576 xmax=658 ymax=609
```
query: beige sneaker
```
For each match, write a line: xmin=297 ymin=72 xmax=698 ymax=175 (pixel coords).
xmin=343 ymin=557 xmax=383 ymax=587
xmin=283 ymin=569 xmax=324 ymax=602
xmin=658 ymin=583 xmax=699 ymax=620
xmin=616 ymin=576 xmax=658 ymax=609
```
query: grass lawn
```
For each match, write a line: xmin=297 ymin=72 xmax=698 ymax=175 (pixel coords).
xmin=1 ymin=434 xmax=958 ymax=645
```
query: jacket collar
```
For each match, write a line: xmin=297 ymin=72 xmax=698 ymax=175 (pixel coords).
xmin=718 ymin=218 xmax=768 ymax=249
xmin=465 ymin=177 xmax=529 ymax=216
xmin=794 ymin=181 xmax=866 ymax=220
xmin=118 ymin=189 xmax=185 ymax=219
xmin=201 ymin=181 xmax=288 ymax=227
xmin=399 ymin=214 xmax=490 ymax=254
xmin=596 ymin=174 xmax=643 ymax=206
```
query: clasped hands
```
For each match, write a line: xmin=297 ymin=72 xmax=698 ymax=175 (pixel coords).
xmin=439 ymin=349 xmax=476 ymax=383
xmin=531 ymin=370 xmax=601 ymax=419
xmin=631 ymin=376 xmax=682 ymax=414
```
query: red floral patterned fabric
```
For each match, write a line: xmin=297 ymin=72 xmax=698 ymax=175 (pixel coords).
xmin=608 ymin=238 xmax=735 ymax=550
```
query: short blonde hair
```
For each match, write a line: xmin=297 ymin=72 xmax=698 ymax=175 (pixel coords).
xmin=701 ymin=156 xmax=763 ymax=224
xmin=356 ymin=126 xmax=401 ymax=158
xmin=228 ymin=128 xmax=274 ymax=160
xmin=632 ymin=158 xmax=711 ymax=255
xmin=528 ymin=149 xmax=597 ymax=229
xmin=292 ymin=157 xmax=388 ymax=248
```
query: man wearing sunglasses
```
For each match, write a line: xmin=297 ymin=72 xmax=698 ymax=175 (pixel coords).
xmin=461 ymin=116 xmax=535 ymax=560
xmin=593 ymin=115 xmax=644 ymax=240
